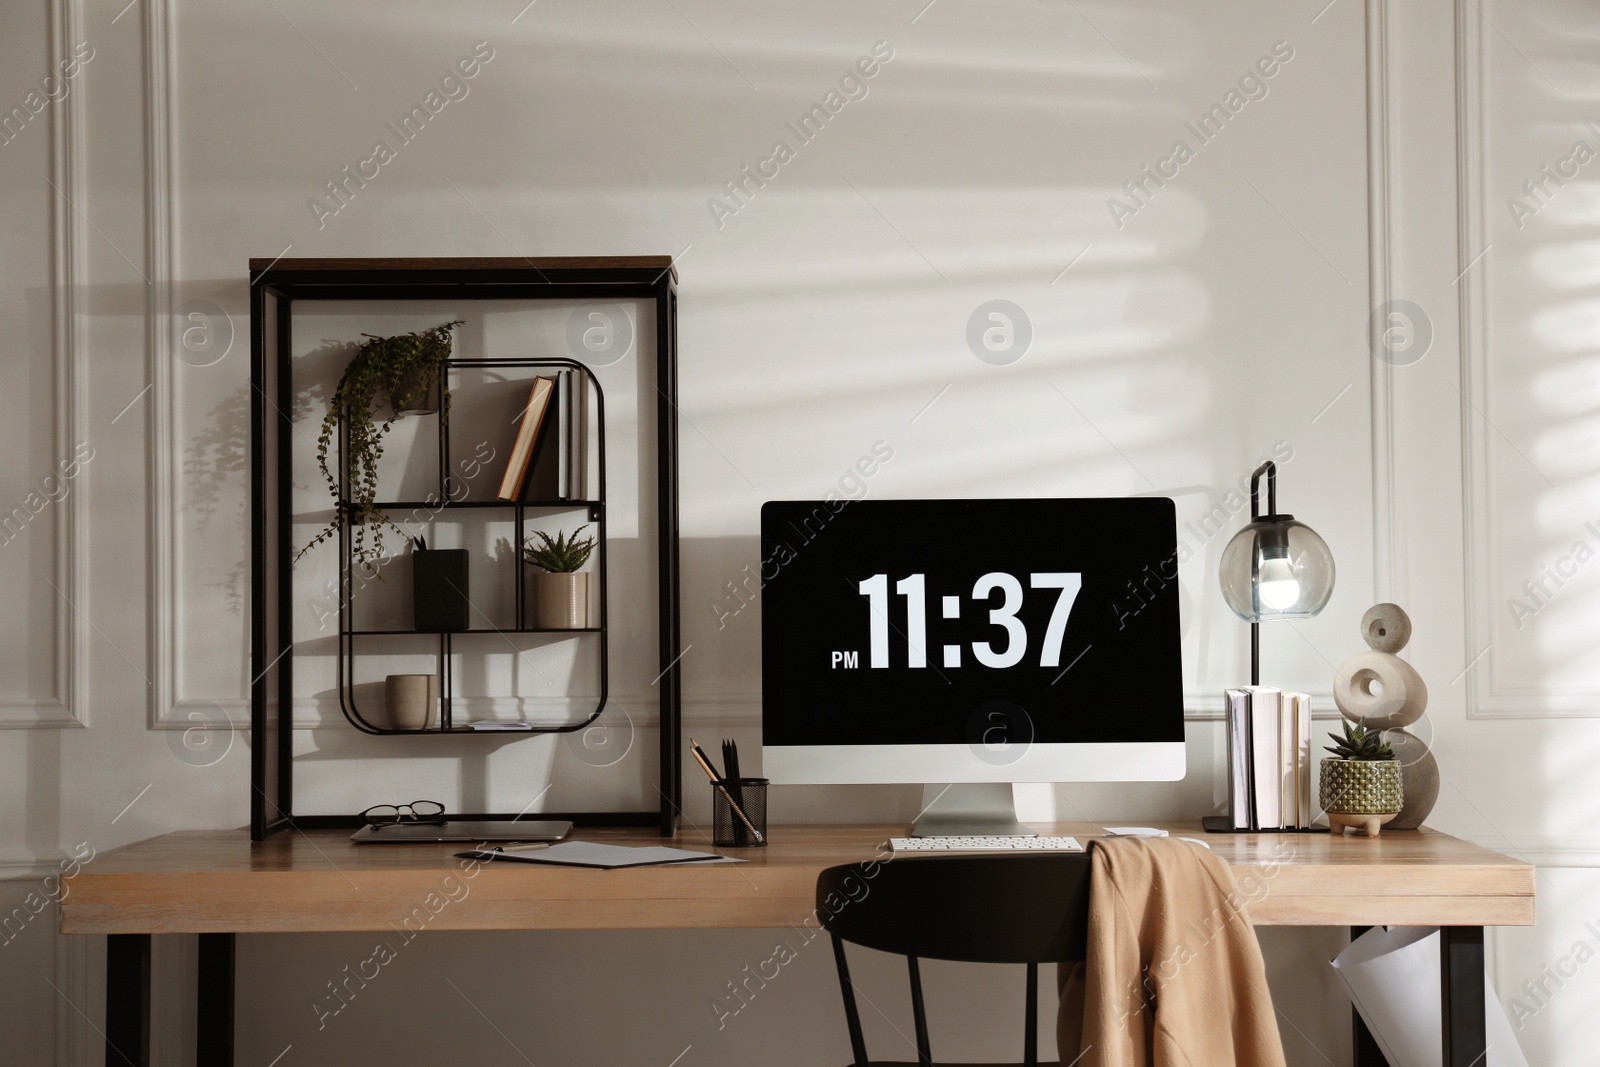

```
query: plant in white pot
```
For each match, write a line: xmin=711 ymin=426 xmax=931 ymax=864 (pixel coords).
xmin=1319 ymin=718 xmax=1403 ymax=837
xmin=523 ymin=524 xmax=596 ymax=629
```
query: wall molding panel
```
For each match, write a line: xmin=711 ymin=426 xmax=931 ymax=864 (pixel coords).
xmin=143 ymin=0 xmax=188 ymax=731
xmin=1452 ymin=0 xmax=1595 ymax=718
xmin=1498 ymin=836 xmax=1600 ymax=870
xmin=139 ymin=0 xmax=250 ymax=737
xmin=138 ymin=7 xmax=1395 ymax=737
xmin=1366 ymin=0 xmax=1401 ymax=609
xmin=2 ymin=0 xmax=88 ymax=729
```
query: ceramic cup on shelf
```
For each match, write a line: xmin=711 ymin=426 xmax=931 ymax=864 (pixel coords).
xmin=385 ymin=674 xmax=438 ymax=731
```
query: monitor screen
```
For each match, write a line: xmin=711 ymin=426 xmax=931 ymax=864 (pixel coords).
xmin=760 ymin=498 xmax=1185 ymax=783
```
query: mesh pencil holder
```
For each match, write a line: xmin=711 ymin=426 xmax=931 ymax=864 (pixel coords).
xmin=712 ymin=778 xmax=768 ymax=847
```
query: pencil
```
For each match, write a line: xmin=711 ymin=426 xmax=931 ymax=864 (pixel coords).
xmin=690 ymin=739 xmax=765 ymax=846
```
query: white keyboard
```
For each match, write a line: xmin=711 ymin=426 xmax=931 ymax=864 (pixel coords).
xmin=888 ymin=835 xmax=1084 ymax=853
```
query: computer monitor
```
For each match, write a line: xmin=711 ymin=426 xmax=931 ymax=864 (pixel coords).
xmin=760 ymin=497 xmax=1186 ymax=836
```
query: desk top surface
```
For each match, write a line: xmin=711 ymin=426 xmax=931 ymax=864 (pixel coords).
xmin=60 ymin=822 xmax=1535 ymax=935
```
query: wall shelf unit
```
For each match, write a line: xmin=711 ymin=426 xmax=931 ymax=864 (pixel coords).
xmin=249 ymin=256 xmax=681 ymax=840
xmin=335 ymin=356 xmax=611 ymax=737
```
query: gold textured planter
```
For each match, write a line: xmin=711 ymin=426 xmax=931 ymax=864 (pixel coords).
xmin=533 ymin=572 xmax=589 ymax=629
xmin=1319 ymin=758 xmax=1403 ymax=837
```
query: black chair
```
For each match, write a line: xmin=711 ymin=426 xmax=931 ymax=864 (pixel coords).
xmin=816 ymin=853 xmax=1092 ymax=1067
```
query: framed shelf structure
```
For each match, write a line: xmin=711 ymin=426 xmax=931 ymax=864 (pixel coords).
xmin=335 ymin=356 xmax=611 ymax=735
xmin=249 ymin=256 xmax=681 ymax=840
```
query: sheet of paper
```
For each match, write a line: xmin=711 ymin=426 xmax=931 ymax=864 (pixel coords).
xmin=1102 ymin=827 xmax=1169 ymax=838
xmin=1331 ymin=926 xmax=1528 ymax=1067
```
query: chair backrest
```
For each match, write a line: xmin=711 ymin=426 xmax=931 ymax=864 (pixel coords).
xmin=816 ymin=854 xmax=1092 ymax=1066
xmin=817 ymin=853 xmax=1091 ymax=963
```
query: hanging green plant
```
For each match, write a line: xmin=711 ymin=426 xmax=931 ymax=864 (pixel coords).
xmin=297 ymin=319 xmax=465 ymax=569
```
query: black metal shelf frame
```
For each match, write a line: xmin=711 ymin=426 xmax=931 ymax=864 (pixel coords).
xmin=249 ymin=258 xmax=681 ymax=840
xmin=335 ymin=356 xmax=609 ymax=737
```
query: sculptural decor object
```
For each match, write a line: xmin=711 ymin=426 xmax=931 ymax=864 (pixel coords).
xmin=1331 ymin=602 xmax=1438 ymax=830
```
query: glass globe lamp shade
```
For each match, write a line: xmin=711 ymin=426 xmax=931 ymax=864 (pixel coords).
xmin=1218 ymin=517 xmax=1336 ymax=622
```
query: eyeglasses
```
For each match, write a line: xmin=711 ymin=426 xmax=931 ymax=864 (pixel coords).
xmin=360 ymin=800 xmax=446 ymax=829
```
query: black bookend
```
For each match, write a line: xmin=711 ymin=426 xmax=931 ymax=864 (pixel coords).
xmin=413 ymin=549 xmax=469 ymax=631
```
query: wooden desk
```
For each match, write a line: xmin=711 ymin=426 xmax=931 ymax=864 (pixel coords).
xmin=62 ymin=823 xmax=1534 ymax=1066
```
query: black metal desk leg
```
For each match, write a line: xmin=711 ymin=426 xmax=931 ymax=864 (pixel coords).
xmin=105 ymin=934 xmax=151 ymax=1067
xmin=1441 ymin=926 xmax=1487 ymax=1067
xmin=197 ymin=933 xmax=236 ymax=1066
xmin=1349 ymin=927 xmax=1386 ymax=1067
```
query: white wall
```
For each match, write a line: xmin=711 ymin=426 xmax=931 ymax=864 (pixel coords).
xmin=0 ymin=0 xmax=1592 ymax=1063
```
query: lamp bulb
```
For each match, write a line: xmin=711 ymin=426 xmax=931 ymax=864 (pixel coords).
xmin=1258 ymin=556 xmax=1301 ymax=611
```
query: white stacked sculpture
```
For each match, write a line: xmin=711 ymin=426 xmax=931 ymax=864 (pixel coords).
xmin=1331 ymin=603 xmax=1439 ymax=831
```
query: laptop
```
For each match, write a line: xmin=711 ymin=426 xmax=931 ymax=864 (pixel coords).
xmin=349 ymin=819 xmax=573 ymax=844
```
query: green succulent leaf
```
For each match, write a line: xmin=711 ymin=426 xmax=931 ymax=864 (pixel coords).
xmin=522 ymin=524 xmax=597 ymax=573
xmin=1324 ymin=717 xmax=1396 ymax=761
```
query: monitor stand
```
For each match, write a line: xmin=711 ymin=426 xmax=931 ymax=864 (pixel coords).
xmin=911 ymin=783 xmax=1037 ymax=837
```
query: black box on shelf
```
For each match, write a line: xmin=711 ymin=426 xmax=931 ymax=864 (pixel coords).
xmin=413 ymin=549 xmax=469 ymax=631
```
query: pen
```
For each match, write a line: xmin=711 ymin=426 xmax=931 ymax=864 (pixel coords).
xmin=690 ymin=738 xmax=765 ymax=846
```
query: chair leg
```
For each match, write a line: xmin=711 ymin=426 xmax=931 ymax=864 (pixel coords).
xmin=1025 ymin=962 xmax=1038 ymax=1067
xmin=830 ymin=933 xmax=871 ymax=1067
xmin=907 ymin=956 xmax=932 ymax=1066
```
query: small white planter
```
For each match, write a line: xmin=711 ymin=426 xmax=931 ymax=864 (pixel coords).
xmin=533 ymin=572 xmax=589 ymax=629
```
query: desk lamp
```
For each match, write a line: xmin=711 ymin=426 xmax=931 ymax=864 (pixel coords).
xmin=1218 ymin=461 xmax=1335 ymax=684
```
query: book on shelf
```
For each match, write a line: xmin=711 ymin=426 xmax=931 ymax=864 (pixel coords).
xmin=1224 ymin=686 xmax=1317 ymax=830
xmin=569 ymin=369 xmax=586 ymax=500
xmin=1248 ymin=687 xmax=1281 ymax=830
xmin=556 ymin=370 xmax=571 ymax=500
xmin=551 ymin=369 xmax=587 ymax=501
xmin=497 ymin=376 xmax=557 ymax=500
xmin=523 ymin=382 xmax=561 ymax=502
xmin=1293 ymin=691 xmax=1312 ymax=829
xmin=1226 ymin=689 xmax=1251 ymax=830
xmin=467 ymin=720 xmax=536 ymax=731
xmin=1277 ymin=690 xmax=1297 ymax=829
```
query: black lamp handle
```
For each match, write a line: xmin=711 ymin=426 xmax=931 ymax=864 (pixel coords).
xmin=1248 ymin=460 xmax=1276 ymax=686
xmin=1250 ymin=461 xmax=1277 ymax=521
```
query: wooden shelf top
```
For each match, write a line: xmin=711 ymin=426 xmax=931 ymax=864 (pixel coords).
xmin=248 ymin=255 xmax=676 ymax=281
xmin=60 ymin=822 xmax=1534 ymax=935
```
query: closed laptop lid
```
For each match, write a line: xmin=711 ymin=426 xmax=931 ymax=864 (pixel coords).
xmin=350 ymin=819 xmax=572 ymax=843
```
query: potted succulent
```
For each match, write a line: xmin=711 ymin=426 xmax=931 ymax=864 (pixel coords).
xmin=1319 ymin=719 xmax=1403 ymax=837
xmin=298 ymin=319 xmax=465 ymax=569
xmin=523 ymin=524 xmax=596 ymax=629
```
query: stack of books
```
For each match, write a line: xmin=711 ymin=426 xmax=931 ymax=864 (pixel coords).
xmin=1224 ymin=687 xmax=1315 ymax=830
xmin=496 ymin=370 xmax=588 ymax=502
